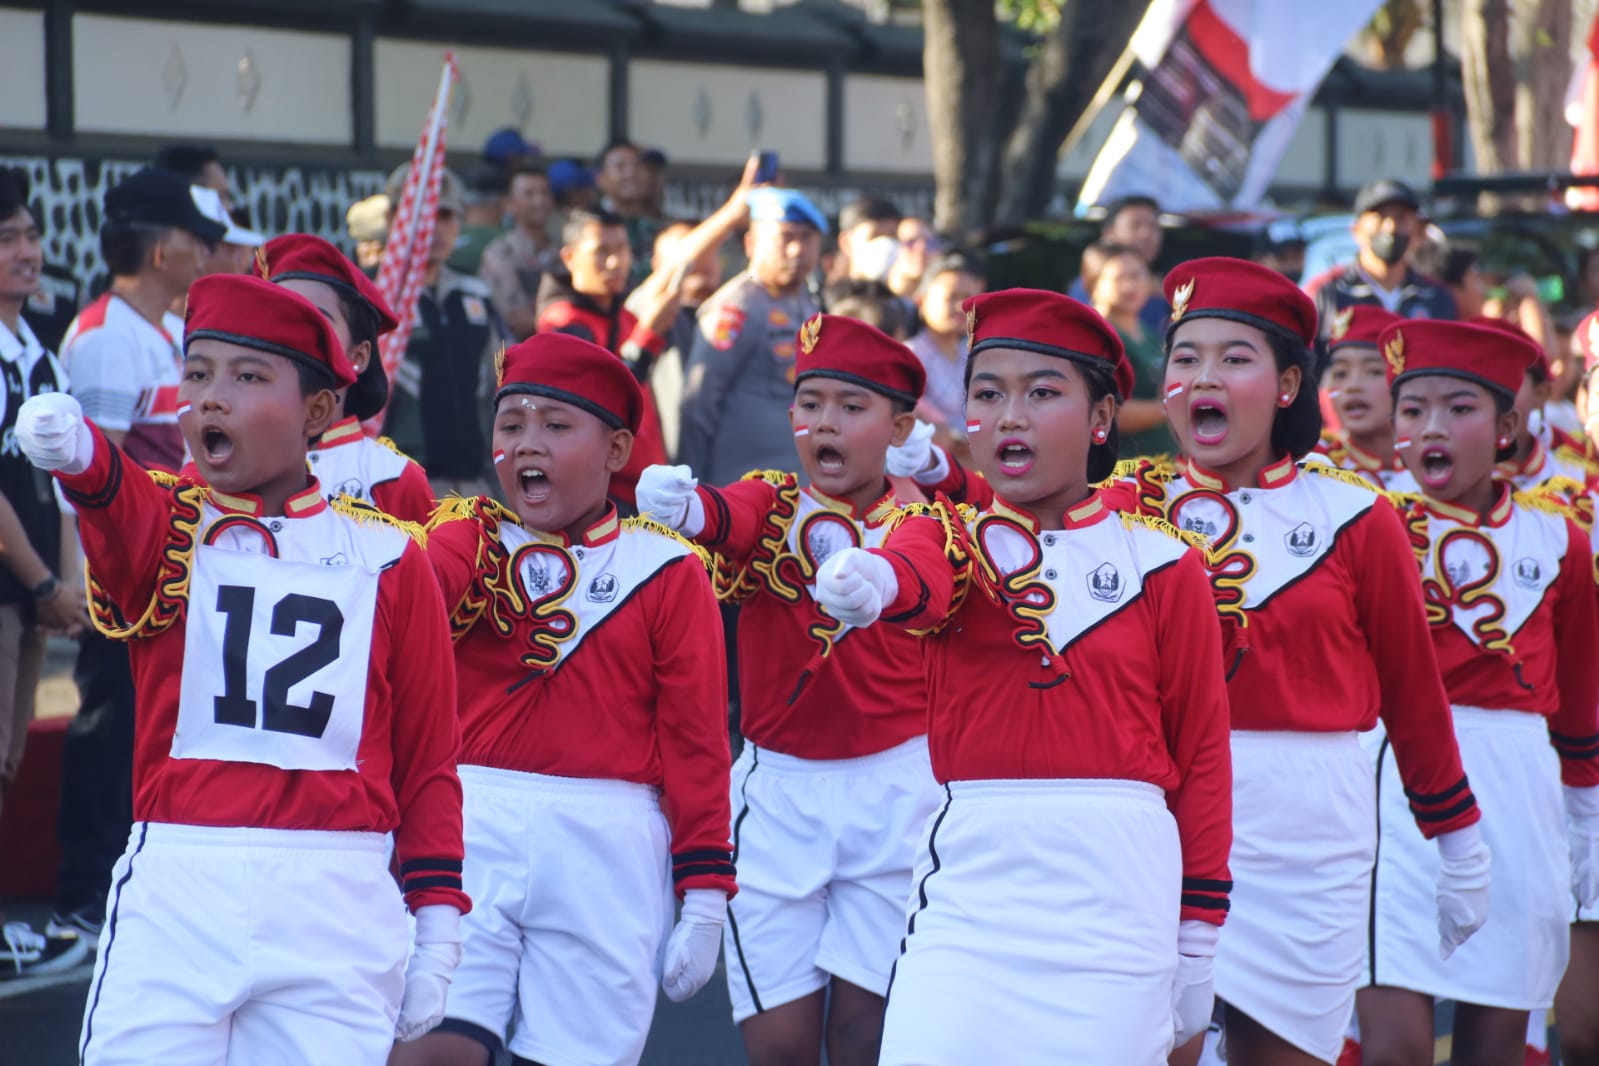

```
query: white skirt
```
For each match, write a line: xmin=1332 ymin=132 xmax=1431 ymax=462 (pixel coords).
xmin=1369 ymin=706 xmax=1570 ymax=1009
xmin=879 ymin=779 xmax=1181 ymax=1065
xmin=1215 ymin=731 xmax=1374 ymax=1065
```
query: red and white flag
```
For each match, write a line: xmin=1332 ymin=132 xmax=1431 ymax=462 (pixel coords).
xmin=369 ymin=51 xmax=459 ymax=433
xmin=1078 ymin=0 xmax=1383 ymax=212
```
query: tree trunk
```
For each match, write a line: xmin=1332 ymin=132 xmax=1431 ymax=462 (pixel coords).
xmin=1513 ymin=0 xmax=1572 ymax=169
xmin=992 ymin=0 xmax=1149 ymax=227
xmin=1461 ymin=0 xmax=1518 ymax=173
xmin=921 ymin=0 xmax=1002 ymax=236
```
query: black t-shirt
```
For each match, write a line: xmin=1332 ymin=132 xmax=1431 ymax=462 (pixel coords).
xmin=0 ymin=319 xmax=68 ymax=607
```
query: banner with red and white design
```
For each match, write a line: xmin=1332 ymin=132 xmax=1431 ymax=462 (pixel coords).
xmin=1566 ymin=13 xmax=1599 ymax=212
xmin=370 ymin=51 xmax=458 ymax=433
xmin=1076 ymin=0 xmax=1382 ymax=213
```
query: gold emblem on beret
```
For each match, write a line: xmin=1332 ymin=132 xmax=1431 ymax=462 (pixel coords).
xmin=966 ymin=305 xmax=977 ymax=347
xmin=254 ymin=244 xmax=269 ymax=279
xmin=1329 ymin=306 xmax=1354 ymax=343
xmin=1384 ymin=329 xmax=1405 ymax=376
xmin=1170 ymin=278 xmax=1195 ymax=322
xmin=799 ymin=313 xmax=823 ymax=355
xmin=493 ymin=343 xmax=507 ymax=389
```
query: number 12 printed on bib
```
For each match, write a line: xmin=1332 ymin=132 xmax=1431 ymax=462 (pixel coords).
xmin=173 ymin=546 xmax=379 ymax=771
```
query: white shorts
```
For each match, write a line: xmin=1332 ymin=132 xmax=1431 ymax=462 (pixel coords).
xmin=80 ymin=822 xmax=407 ymax=1066
xmin=1369 ymin=706 xmax=1570 ymax=1009
xmin=442 ymin=766 xmax=672 ymax=1066
xmin=1216 ymin=731 xmax=1373 ymax=1064
xmin=723 ymin=736 xmax=938 ymax=1024
xmin=879 ymin=779 xmax=1181 ymax=1066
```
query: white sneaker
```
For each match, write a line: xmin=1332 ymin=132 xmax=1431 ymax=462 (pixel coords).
xmin=0 ymin=921 xmax=90 ymax=978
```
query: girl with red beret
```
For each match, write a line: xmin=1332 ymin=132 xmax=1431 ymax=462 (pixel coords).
xmin=1355 ymin=319 xmax=1599 ymax=1064
xmin=1126 ymin=257 xmax=1488 ymax=1066
xmin=814 ymin=289 xmax=1233 ymax=1062
xmin=1308 ymin=304 xmax=1417 ymax=493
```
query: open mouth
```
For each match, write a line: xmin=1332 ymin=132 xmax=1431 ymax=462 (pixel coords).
xmin=995 ymin=439 xmax=1035 ymax=476
xmin=814 ymin=446 xmax=846 ymax=475
xmin=201 ymin=425 xmax=234 ymax=465
xmin=518 ymin=466 xmax=553 ymax=504
xmin=1190 ymin=400 xmax=1229 ymax=446
xmin=1340 ymin=399 xmax=1371 ymax=420
xmin=1419 ymin=447 xmax=1454 ymax=487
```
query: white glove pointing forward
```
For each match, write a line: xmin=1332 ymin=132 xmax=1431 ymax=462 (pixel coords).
xmin=1435 ymin=823 xmax=1491 ymax=959
xmin=661 ymin=889 xmax=726 ymax=1003
xmin=635 ymin=464 xmax=705 ymax=536
xmin=1171 ymin=920 xmax=1218 ymax=1049
xmin=814 ymin=548 xmax=897 ymax=628
xmin=16 ymin=393 xmax=94 ymax=475
xmin=395 ymin=905 xmax=463 ymax=1042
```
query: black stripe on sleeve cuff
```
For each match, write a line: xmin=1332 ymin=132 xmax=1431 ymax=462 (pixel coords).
xmin=1181 ymin=877 xmax=1233 ymax=894
xmin=1409 ymin=793 xmax=1478 ymax=823
xmin=1180 ymin=893 xmax=1231 ymax=913
xmin=399 ymin=857 xmax=464 ymax=876
xmin=672 ymin=861 xmax=736 ymax=883
xmin=402 ymin=874 xmax=465 ymax=893
xmin=673 ymin=848 xmax=734 ymax=866
xmin=701 ymin=486 xmax=732 ymax=546
xmin=1551 ymin=730 xmax=1599 ymax=760
xmin=61 ymin=443 xmax=122 ymax=510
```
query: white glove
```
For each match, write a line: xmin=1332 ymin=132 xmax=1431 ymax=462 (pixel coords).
xmin=814 ymin=548 xmax=897 ymax=628
xmin=885 ymin=420 xmax=937 ymax=477
xmin=1435 ymin=823 xmax=1491 ymax=959
xmin=395 ymin=905 xmax=463 ymax=1042
xmin=1566 ymin=784 xmax=1599 ymax=908
xmin=1172 ymin=920 xmax=1217 ymax=1048
xmin=16 ymin=393 xmax=94 ymax=475
xmin=635 ymin=464 xmax=705 ymax=536
xmin=661 ymin=889 xmax=726 ymax=1003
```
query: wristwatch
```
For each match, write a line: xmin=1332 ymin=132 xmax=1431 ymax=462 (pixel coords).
xmin=30 ymin=575 xmax=60 ymax=601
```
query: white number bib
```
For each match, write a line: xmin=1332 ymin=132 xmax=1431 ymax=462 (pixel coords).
xmin=172 ymin=544 xmax=379 ymax=771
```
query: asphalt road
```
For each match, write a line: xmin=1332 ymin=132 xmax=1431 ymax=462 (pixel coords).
xmin=0 ymin=898 xmax=747 ymax=1066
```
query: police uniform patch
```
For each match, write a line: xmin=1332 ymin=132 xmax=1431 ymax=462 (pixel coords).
xmin=462 ymin=295 xmax=489 ymax=325
xmin=708 ymin=305 xmax=747 ymax=351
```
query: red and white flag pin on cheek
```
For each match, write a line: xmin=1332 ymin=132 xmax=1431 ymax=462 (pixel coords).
xmin=176 ymin=400 xmax=192 ymax=417
xmin=793 ymin=424 xmax=810 ymax=438
xmin=965 ymin=419 xmax=982 ymax=435
xmin=1396 ymin=437 xmax=1414 ymax=450
xmin=493 ymin=449 xmax=507 ymax=465
xmin=1164 ymin=383 xmax=1185 ymax=404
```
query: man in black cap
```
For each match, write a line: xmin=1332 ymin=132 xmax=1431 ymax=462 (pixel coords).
xmin=47 ymin=166 xmax=224 ymax=950
xmin=1305 ymin=178 xmax=1457 ymax=337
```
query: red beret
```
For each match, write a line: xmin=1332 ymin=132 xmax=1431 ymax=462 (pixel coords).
xmin=495 ymin=332 xmax=644 ymax=433
xmin=254 ymin=234 xmax=399 ymax=334
xmin=1164 ymin=256 xmax=1318 ymax=346
xmin=962 ymin=288 xmax=1134 ymax=400
xmin=184 ymin=274 xmax=356 ymax=390
xmin=1465 ymin=315 xmax=1550 ymax=378
xmin=794 ymin=313 xmax=925 ymax=405
xmin=1379 ymin=319 xmax=1537 ymax=400
xmin=1577 ymin=310 xmax=1599 ymax=374
xmin=1325 ymin=305 xmax=1401 ymax=353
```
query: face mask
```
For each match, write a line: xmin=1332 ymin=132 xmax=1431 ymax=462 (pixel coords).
xmin=1367 ymin=231 xmax=1410 ymax=266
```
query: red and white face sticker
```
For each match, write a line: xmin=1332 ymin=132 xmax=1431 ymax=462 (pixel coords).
xmin=493 ymin=449 xmax=507 ymax=465
xmin=1164 ymin=382 xmax=1185 ymax=403
xmin=1396 ymin=437 xmax=1413 ymax=450
xmin=965 ymin=419 xmax=982 ymax=435
xmin=793 ymin=424 xmax=810 ymax=438
xmin=177 ymin=400 xmax=193 ymax=417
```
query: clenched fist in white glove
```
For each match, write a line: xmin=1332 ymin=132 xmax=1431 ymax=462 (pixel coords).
xmin=1172 ymin=920 xmax=1218 ymax=1049
xmin=395 ymin=905 xmax=463 ymax=1042
xmin=636 ymin=464 xmax=705 ymax=536
xmin=16 ymin=393 xmax=94 ymax=475
xmin=814 ymin=548 xmax=897 ymax=628
xmin=661 ymin=889 xmax=726 ymax=1003
xmin=885 ymin=419 xmax=937 ymax=478
xmin=1435 ymin=823 xmax=1491 ymax=959
xmin=1566 ymin=784 xmax=1599 ymax=909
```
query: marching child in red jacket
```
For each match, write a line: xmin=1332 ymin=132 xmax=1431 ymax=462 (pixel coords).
xmin=398 ymin=333 xmax=734 ymax=1066
xmin=1308 ymin=304 xmax=1417 ymax=493
xmin=254 ymin=233 xmax=435 ymax=523
xmin=1357 ymin=319 xmax=1599 ymax=1063
xmin=813 ymin=289 xmax=1233 ymax=1062
xmin=15 ymin=274 xmax=468 ymax=1064
xmin=634 ymin=313 xmax=941 ymax=1066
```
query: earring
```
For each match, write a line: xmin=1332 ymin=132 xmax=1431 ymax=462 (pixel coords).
xmin=1278 ymin=393 xmax=1293 ymax=407
xmin=1092 ymin=427 xmax=1109 ymax=444
xmin=1496 ymin=435 xmax=1511 ymax=449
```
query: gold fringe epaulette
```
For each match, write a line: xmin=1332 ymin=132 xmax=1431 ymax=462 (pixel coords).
xmin=1106 ymin=456 xmax=1175 ymax=484
xmin=424 ymin=493 xmax=519 ymax=533
xmin=148 ymin=468 xmax=182 ymax=488
xmin=622 ymin=516 xmax=713 ymax=569
xmin=1513 ymin=487 xmax=1578 ymax=519
xmin=372 ymin=434 xmax=412 ymax=458
xmin=330 ymin=493 xmax=427 ymax=545
xmin=742 ymin=468 xmax=799 ymax=489
xmin=1117 ymin=510 xmax=1210 ymax=555
xmin=1301 ymin=462 xmax=1379 ymax=492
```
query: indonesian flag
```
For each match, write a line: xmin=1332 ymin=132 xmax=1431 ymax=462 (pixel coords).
xmin=1078 ymin=0 xmax=1383 ymax=212
xmin=369 ymin=51 xmax=459 ymax=433
xmin=1568 ymin=15 xmax=1599 ymax=212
